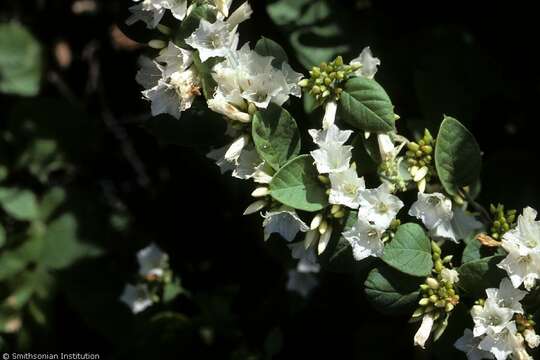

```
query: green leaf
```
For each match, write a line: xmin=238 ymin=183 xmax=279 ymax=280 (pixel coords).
xmin=269 ymin=155 xmax=328 ymax=212
xmin=339 ymin=77 xmax=395 ymax=133
xmin=192 ymin=52 xmax=219 ymax=100
xmin=458 ymin=256 xmax=506 ymax=298
xmin=40 ymin=214 xmax=103 ymax=270
xmin=0 ymin=188 xmax=39 ymax=221
xmin=381 ymin=223 xmax=433 ymax=277
xmin=364 ymin=264 xmax=422 ymax=314
xmin=252 ymin=104 xmax=301 ymax=171
xmin=0 ymin=22 xmax=42 ymax=96
xmin=435 ymin=116 xmax=482 ymax=196
xmin=254 ymin=37 xmax=288 ymax=67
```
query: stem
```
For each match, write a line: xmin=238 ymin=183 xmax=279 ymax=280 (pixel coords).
xmin=459 ymin=189 xmax=491 ymax=225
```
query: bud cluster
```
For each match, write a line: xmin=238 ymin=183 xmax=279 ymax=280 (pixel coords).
xmin=413 ymin=242 xmax=459 ymax=327
xmin=516 ymin=313 xmax=537 ymax=334
xmin=299 ymin=56 xmax=360 ymax=103
xmin=379 ymin=158 xmax=408 ymax=193
xmin=406 ymin=129 xmax=435 ymax=191
xmin=489 ymin=203 xmax=517 ymax=240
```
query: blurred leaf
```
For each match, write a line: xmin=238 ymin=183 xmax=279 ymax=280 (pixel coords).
xmin=0 ymin=223 xmax=5 ymax=248
xmin=162 ymin=278 xmax=185 ymax=303
xmin=435 ymin=116 xmax=482 ymax=196
xmin=252 ymin=104 xmax=301 ymax=171
xmin=264 ymin=328 xmax=283 ymax=358
xmin=382 ymin=223 xmax=433 ymax=277
xmin=38 ymin=187 xmax=66 ymax=221
xmin=339 ymin=77 xmax=395 ymax=133
xmin=0 ymin=234 xmax=44 ymax=281
xmin=267 ymin=0 xmax=349 ymax=68
xmin=0 ymin=22 xmax=42 ymax=96
xmin=270 ymin=155 xmax=328 ymax=212
xmin=40 ymin=214 xmax=103 ymax=270
xmin=192 ymin=52 xmax=219 ymax=100
xmin=0 ymin=188 xmax=39 ymax=221
xmin=364 ymin=264 xmax=422 ymax=315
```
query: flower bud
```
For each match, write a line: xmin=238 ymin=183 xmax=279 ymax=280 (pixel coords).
xmin=318 ymin=220 xmax=328 ymax=235
xmin=298 ymin=79 xmax=310 ymax=87
xmin=148 ymin=39 xmax=166 ymax=49
xmin=445 ymin=303 xmax=454 ymax=313
xmin=426 ymin=277 xmax=439 ymax=290
xmin=419 ymin=298 xmax=430 ymax=306
xmin=310 ymin=214 xmax=323 ymax=230
xmin=251 ymin=187 xmax=269 ymax=198
xmin=243 ymin=200 xmax=267 ymax=215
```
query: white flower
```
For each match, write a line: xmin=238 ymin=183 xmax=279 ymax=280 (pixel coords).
xmin=454 ymin=328 xmax=495 ymax=360
xmin=309 ymin=124 xmax=353 ymax=147
xmin=485 ymin=278 xmax=526 ymax=315
xmin=127 ymin=0 xmax=188 ymax=28
xmin=120 ymin=284 xmax=153 ymax=314
xmin=137 ymin=243 xmax=169 ymax=278
xmin=212 ymin=0 xmax=233 ymax=17
xmin=409 ymin=192 xmax=458 ymax=242
xmin=350 ymin=46 xmax=381 ymax=80
xmin=136 ymin=54 xmax=201 ymax=119
xmin=209 ymin=44 xmax=303 ymax=115
xmin=262 ymin=207 xmax=309 ymax=242
xmin=156 ymin=42 xmax=192 ymax=78
xmin=226 ymin=1 xmax=253 ymax=29
xmin=497 ymin=207 xmax=540 ymax=291
xmin=135 ymin=56 xmax=163 ymax=89
xmin=343 ymin=218 xmax=384 ymax=261
xmin=478 ymin=322 xmax=521 ymax=360
xmin=126 ymin=3 xmax=166 ymax=29
xmin=185 ymin=19 xmax=239 ymax=62
xmin=441 ymin=268 xmax=460 ymax=285
xmin=207 ymin=90 xmax=250 ymax=122
xmin=286 ymin=270 xmax=318 ymax=298
xmin=207 ymin=144 xmax=236 ymax=174
xmin=310 ymin=145 xmax=353 ymax=174
xmin=472 ymin=299 xmax=514 ymax=337
xmin=414 ymin=313 xmax=435 ymax=349
xmin=524 ymin=329 xmax=540 ymax=348
xmin=329 ymin=167 xmax=365 ymax=209
xmin=357 ymin=183 xmax=404 ymax=231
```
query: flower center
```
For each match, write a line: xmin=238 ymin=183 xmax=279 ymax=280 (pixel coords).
xmin=376 ymin=202 xmax=388 ymax=213
xmin=343 ymin=183 xmax=358 ymax=195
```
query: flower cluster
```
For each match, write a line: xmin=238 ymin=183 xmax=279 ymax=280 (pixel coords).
xmin=455 ymin=278 xmax=538 ymax=360
xmin=126 ymin=0 xmax=540 ymax=356
xmin=120 ymin=243 xmax=174 ymax=314
xmin=490 ymin=204 xmax=517 ymax=240
xmin=413 ymin=242 xmax=460 ymax=348
xmin=497 ymin=207 xmax=540 ymax=291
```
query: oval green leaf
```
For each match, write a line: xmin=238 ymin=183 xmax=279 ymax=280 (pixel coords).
xmin=252 ymin=104 xmax=301 ymax=171
xmin=364 ymin=264 xmax=422 ymax=315
xmin=254 ymin=37 xmax=288 ymax=67
xmin=458 ymin=255 xmax=506 ymax=298
xmin=382 ymin=223 xmax=433 ymax=277
xmin=269 ymin=155 xmax=328 ymax=212
xmin=0 ymin=188 xmax=39 ymax=221
xmin=339 ymin=77 xmax=395 ymax=133
xmin=435 ymin=116 xmax=482 ymax=196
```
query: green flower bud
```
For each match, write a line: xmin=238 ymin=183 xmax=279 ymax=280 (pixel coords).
xmin=429 ymin=295 xmax=438 ymax=303
xmin=445 ymin=303 xmax=454 ymax=312
xmin=298 ymin=79 xmax=310 ymax=87
xmin=419 ymin=298 xmax=430 ymax=306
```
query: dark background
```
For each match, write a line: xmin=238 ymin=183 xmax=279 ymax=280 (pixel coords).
xmin=1 ymin=0 xmax=539 ymax=359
